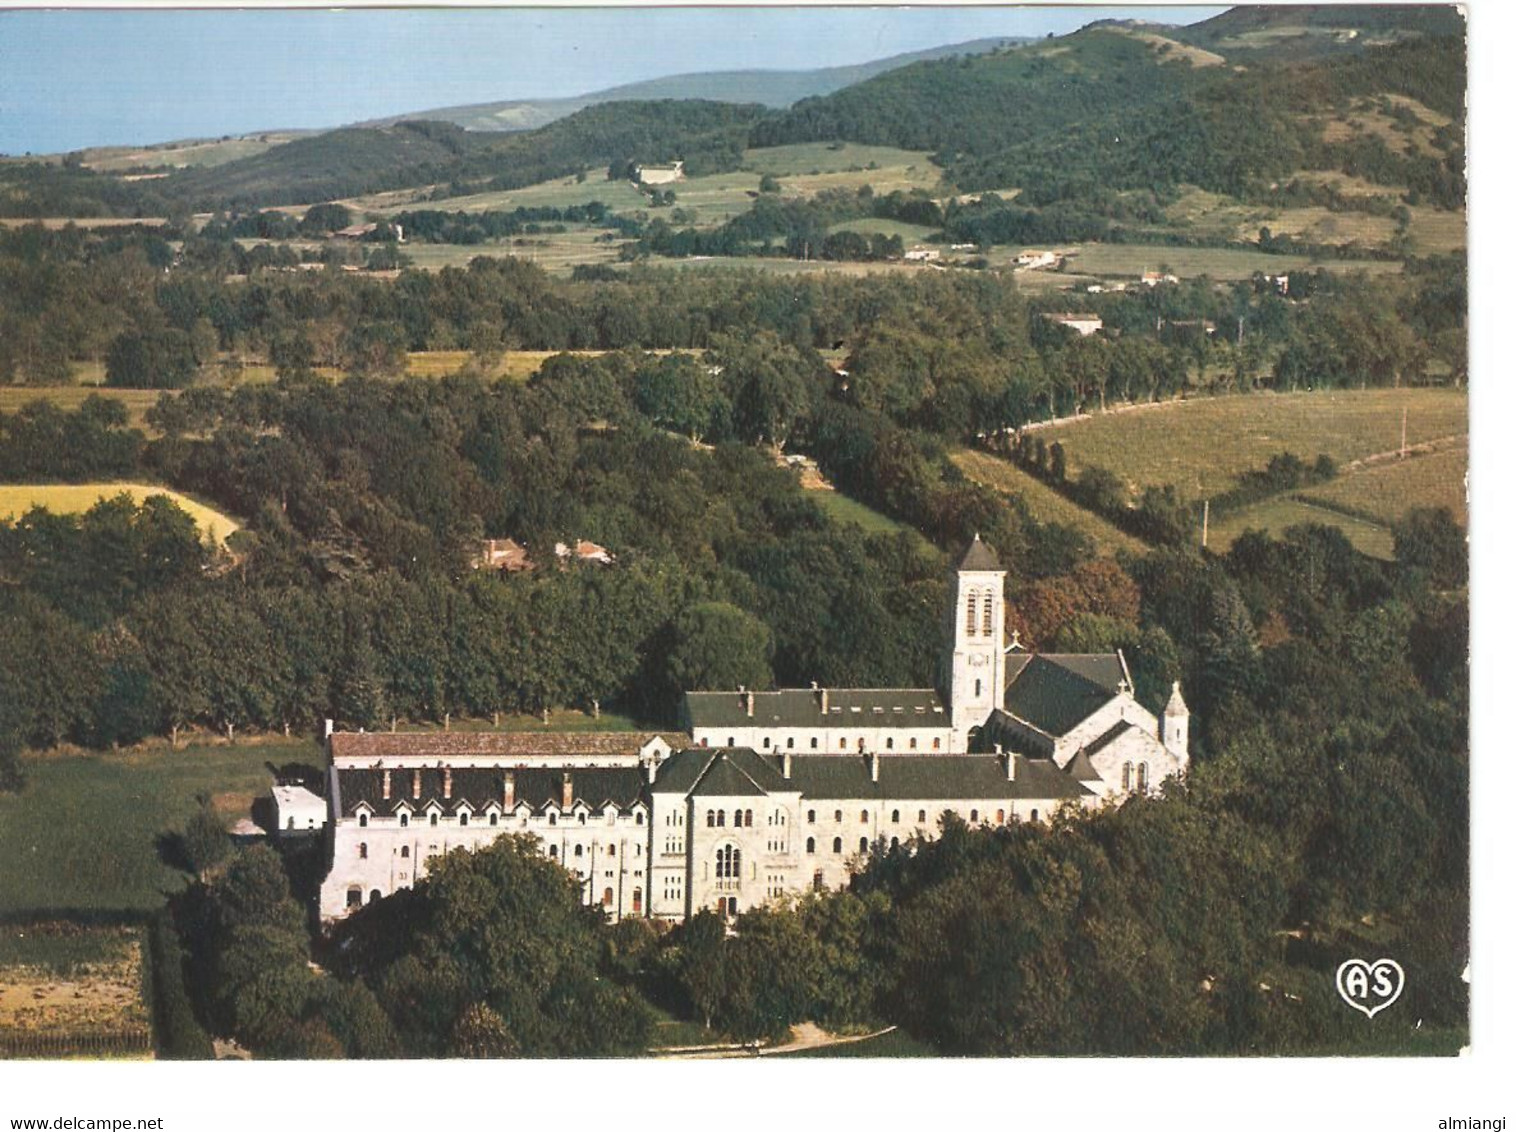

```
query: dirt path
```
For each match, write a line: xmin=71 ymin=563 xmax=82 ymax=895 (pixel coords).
xmin=650 ymin=1022 xmax=898 ymax=1060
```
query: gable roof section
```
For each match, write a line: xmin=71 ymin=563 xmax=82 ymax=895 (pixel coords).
xmin=957 ymin=535 xmax=1004 ymax=572
xmin=328 ymin=730 xmax=682 ymax=762
xmin=1003 ymin=654 xmax=1120 ymax=736
xmin=685 ymin=687 xmax=945 ymax=730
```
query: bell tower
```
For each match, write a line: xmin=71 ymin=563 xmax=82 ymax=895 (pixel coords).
xmin=943 ymin=534 xmax=1007 ymax=750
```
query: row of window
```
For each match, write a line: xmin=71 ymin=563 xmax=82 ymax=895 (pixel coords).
xmin=359 ymin=810 xmax=644 ymax=829
xmin=706 ymin=809 xmax=754 ymax=828
xmin=1121 ymin=762 xmax=1151 ymax=792
xmin=722 ymin=735 xmax=944 ymax=751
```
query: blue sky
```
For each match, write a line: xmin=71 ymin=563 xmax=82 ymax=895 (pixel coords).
xmin=0 ymin=6 xmax=1224 ymax=155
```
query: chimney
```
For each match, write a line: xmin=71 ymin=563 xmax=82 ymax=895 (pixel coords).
xmin=869 ymin=751 xmax=880 ymax=783
xmin=817 ymin=684 xmax=829 ymax=714
xmin=562 ymin=772 xmax=574 ymax=810
xmin=503 ymin=771 xmax=515 ymax=810
xmin=382 ymin=770 xmax=392 ymax=800
xmin=322 ymin=718 xmax=334 ymax=739
xmin=746 ymin=690 xmax=755 ymax=718
xmin=997 ymin=744 xmax=1016 ymax=781
xmin=411 ymin=769 xmax=422 ymax=799
xmin=443 ymin=767 xmax=453 ymax=798
xmin=782 ymin=750 xmax=792 ymax=780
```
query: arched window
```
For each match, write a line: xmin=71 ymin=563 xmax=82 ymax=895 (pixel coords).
xmin=860 ymin=810 xmax=869 ymax=823
xmin=607 ymin=844 xmax=615 ymax=857
xmin=549 ymin=845 xmax=558 ymax=858
xmin=574 ymin=844 xmax=584 ymax=858
xmin=933 ymin=738 xmax=941 ymax=751
xmin=400 ymin=846 xmax=410 ymax=859
xmin=786 ymin=737 xmax=795 ymax=749
xmin=358 ymin=813 xmax=368 ymax=828
xmin=707 ymin=811 xmax=715 ymax=827
xmin=602 ymin=887 xmax=614 ymax=908
xmin=549 ymin=813 xmax=557 ymax=826
xmin=806 ymin=837 xmax=816 ymax=854
xmin=399 ymin=813 xmax=409 ymax=828
xmin=1138 ymin=762 xmax=1150 ymax=791
xmin=632 ymin=888 xmax=643 ymax=914
xmin=1122 ymin=762 xmax=1134 ymax=791
xmin=966 ymin=593 xmax=978 ymax=636
xmin=1031 ymin=809 xmax=1040 ymax=823
xmin=763 ymin=737 xmax=770 ymax=748
xmin=714 ymin=845 xmax=742 ymax=879
xmin=744 ymin=809 xmax=754 ymax=827
xmin=832 ymin=837 xmax=843 ymax=854
xmin=459 ymin=812 xmax=469 ymax=827
xmin=346 ymin=887 xmax=362 ymax=908
xmin=813 ymin=870 xmax=825 ymax=891
xmin=489 ymin=813 xmax=498 ymax=826
xmin=996 ymin=809 xmax=1005 ymax=824
xmin=859 ymin=837 xmax=870 ymax=854
xmin=370 ymin=889 xmax=382 ymax=905
xmin=636 ymin=812 xmax=644 ymax=825
xmin=890 ymin=837 xmax=900 ymax=851
xmin=726 ymin=736 xmax=734 ymax=746
xmin=886 ymin=738 xmax=894 ymax=750
xmin=810 ymin=737 xmax=819 ymax=749
xmin=287 ymin=817 xmax=295 ymax=830
xmin=983 ymin=593 xmax=994 ymax=635
xmin=358 ymin=843 xmax=368 ymax=859
xmin=909 ymin=738 xmax=918 ymax=750
xmin=430 ymin=812 xmax=439 ymax=827
xmin=716 ymin=810 xmax=726 ymax=828
xmin=891 ymin=809 xmax=900 ymax=823
xmin=578 ymin=813 xmax=586 ymax=825
xmin=970 ymin=809 xmax=979 ymax=823
xmin=975 ymin=679 xmax=983 ymax=698
xmin=834 ymin=810 xmax=842 ymax=823
xmin=918 ymin=809 xmax=927 ymax=823
xmin=807 ymin=809 xmax=816 ymax=824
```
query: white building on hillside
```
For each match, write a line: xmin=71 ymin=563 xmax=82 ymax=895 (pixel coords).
xmin=315 ymin=537 xmax=1189 ymax=923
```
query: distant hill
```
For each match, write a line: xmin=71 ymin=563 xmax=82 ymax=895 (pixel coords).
xmin=751 ymin=19 xmax=1465 ymax=204
xmin=163 ymin=101 xmax=768 ymax=210
xmin=1175 ymin=5 xmax=1464 ymax=57
xmin=357 ymin=37 xmax=1033 ymax=133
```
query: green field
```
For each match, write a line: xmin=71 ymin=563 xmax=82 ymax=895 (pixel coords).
xmin=1301 ymin=442 xmax=1467 ymax=526
xmin=992 ymin=241 xmax=1404 ymax=282
xmin=1207 ymin=496 xmax=1397 ymax=559
xmin=825 ymin=217 xmax=940 ymax=242
xmin=0 ymin=743 xmax=301 ymax=916
xmin=0 ymin=483 xmax=241 ymax=547
xmin=950 ymin=449 xmax=1146 ymax=557
xmin=1038 ymin=389 xmax=1467 ymax=499
xmin=743 ymin=143 xmax=936 ymax=179
xmin=0 ymin=385 xmax=161 ymax=428
xmin=808 ymin=490 xmax=938 ymax=560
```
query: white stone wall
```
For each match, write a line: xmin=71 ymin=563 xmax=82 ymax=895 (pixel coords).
xmin=682 ymin=790 xmax=803 ymax=919
xmin=319 ymin=804 xmax=652 ymax=922
xmin=1051 ymin=694 xmax=1159 ymax=767
xmin=946 ymin=567 xmax=1006 ymax=748
xmin=1083 ymin=729 xmax=1183 ymax=801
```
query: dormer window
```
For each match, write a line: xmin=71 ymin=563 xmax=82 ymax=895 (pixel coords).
xmin=399 ymin=813 xmax=409 ymax=827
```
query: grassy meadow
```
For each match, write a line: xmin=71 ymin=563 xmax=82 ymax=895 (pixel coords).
xmin=0 ymin=923 xmax=152 ymax=1057
xmin=950 ymin=448 xmax=1146 ymax=557
xmin=995 ymin=241 xmax=1405 ymax=282
xmin=0 ymin=743 xmax=301 ymax=918
xmin=1300 ymin=441 xmax=1468 ymax=526
xmin=0 ymin=484 xmax=241 ymax=546
xmin=1206 ymin=496 xmax=1397 ymax=559
xmin=1036 ymin=389 xmax=1467 ymax=499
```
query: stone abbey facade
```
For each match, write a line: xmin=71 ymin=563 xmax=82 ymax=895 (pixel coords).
xmin=316 ymin=538 xmax=1190 ymax=922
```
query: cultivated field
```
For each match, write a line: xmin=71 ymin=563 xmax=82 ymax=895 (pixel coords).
xmin=1206 ymin=496 xmax=1396 ymax=559
xmin=0 ymin=385 xmax=161 ymax=427
xmin=995 ymin=241 xmax=1404 ymax=282
xmin=1301 ymin=441 xmax=1468 ymax=526
xmin=0 ymin=484 xmax=240 ymax=546
xmin=0 ymin=924 xmax=152 ymax=1059
xmin=0 ymin=743 xmax=297 ymax=917
xmin=1036 ymin=389 xmax=1467 ymax=499
xmin=397 ymin=230 xmax=627 ymax=274
xmin=950 ymin=448 xmax=1146 ymax=558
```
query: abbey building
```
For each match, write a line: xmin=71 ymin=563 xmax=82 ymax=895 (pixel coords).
xmin=316 ymin=537 xmax=1189 ymax=922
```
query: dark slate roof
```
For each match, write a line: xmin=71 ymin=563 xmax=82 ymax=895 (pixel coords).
xmin=1039 ymin=653 xmax=1127 ymax=694
xmin=336 ymin=765 xmax=646 ymax=818
xmin=656 ymin=749 xmax=1089 ymax=802
xmin=1064 ymin=750 xmax=1104 ymax=782
xmin=957 ymin=535 xmax=1004 ymax=572
xmin=1083 ymin=720 xmax=1135 ymax=758
xmin=651 ymin=747 xmax=789 ymax=797
xmin=781 ymin=754 xmax=1089 ymax=801
xmin=685 ymin=687 xmax=946 ymax=730
xmin=329 ymin=730 xmax=680 ymax=762
xmin=1002 ymin=654 xmax=1120 ymax=736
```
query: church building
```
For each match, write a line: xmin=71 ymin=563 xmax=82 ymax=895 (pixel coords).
xmin=315 ymin=537 xmax=1189 ymax=923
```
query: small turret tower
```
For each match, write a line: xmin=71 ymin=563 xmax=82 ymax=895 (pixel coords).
xmin=943 ymin=534 xmax=1007 ymax=750
xmin=1161 ymin=681 xmax=1190 ymax=768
